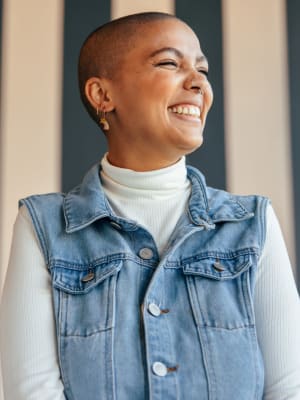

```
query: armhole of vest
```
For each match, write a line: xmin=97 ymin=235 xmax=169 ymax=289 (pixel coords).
xmin=257 ymin=196 xmax=271 ymax=261
xmin=19 ymin=198 xmax=50 ymax=266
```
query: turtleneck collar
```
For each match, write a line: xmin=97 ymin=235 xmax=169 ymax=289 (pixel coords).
xmin=100 ymin=153 xmax=187 ymax=191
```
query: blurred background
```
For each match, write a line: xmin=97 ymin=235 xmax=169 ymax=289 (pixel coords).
xmin=0 ymin=0 xmax=299 ymax=397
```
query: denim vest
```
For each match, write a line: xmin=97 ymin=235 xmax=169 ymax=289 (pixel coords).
xmin=20 ymin=164 xmax=269 ymax=400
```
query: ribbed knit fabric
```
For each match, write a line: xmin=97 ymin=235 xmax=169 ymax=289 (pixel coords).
xmin=0 ymin=157 xmax=299 ymax=399
xmin=254 ymin=206 xmax=300 ymax=399
xmin=100 ymin=155 xmax=191 ymax=255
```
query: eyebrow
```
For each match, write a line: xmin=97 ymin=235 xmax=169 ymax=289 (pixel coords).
xmin=149 ymin=47 xmax=208 ymax=64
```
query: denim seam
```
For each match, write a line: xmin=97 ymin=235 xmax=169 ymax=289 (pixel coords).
xmin=49 ymin=254 xmax=158 ymax=270
xmin=186 ymin=275 xmax=213 ymax=399
xmin=165 ymin=247 xmax=260 ymax=268
xmin=182 ymin=261 xmax=251 ymax=280
xmin=162 ymin=270 xmax=179 ymax=400
xmin=258 ymin=197 xmax=270 ymax=261
xmin=58 ymin=291 xmax=72 ymax=398
xmin=21 ymin=198 xmax=50 ymax=265
xmin=187 ymin=167 xmax=209 ymax=211
xmin=240 ymin=270 xmax=253 ymax=325
xmin=246 ymin=271 xmax=262 ymax=399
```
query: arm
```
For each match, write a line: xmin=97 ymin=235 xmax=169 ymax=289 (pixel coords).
xmin=0 ymin=206 xmax=66 ymax=399
xmin=255 ymin=204 xmax=300 ymax=399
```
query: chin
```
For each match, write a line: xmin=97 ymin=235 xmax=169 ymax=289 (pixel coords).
xmin=183 ymin=130 xmax=204 ymax=149
xmin=178 ymin=137 xmax=204 ymax=156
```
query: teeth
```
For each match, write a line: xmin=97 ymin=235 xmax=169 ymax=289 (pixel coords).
xmin=169 ymin=105 xmax=201 ymax=117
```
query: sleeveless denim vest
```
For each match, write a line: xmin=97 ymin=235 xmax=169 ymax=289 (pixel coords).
xmin=20 ymin=164 xmax=269 ymax=400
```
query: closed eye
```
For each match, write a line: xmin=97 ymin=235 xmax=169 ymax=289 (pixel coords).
xmin=155 ymin=60 xmax=178 ymax=68
xmin=198 ymin=69 xmax=209 ymax=77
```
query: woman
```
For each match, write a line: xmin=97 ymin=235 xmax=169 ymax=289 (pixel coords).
xmin=1 ymin=12 xmax=299 ymax=400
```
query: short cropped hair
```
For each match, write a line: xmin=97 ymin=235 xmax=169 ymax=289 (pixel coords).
xmin=78 ymin=12 xmax=177 ymax=126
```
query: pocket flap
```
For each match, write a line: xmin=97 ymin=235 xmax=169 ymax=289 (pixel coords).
xmin=51 ymin=260 xmax=122 ymax=294
xmin=183 ymin=253 xmax=252 ymax=280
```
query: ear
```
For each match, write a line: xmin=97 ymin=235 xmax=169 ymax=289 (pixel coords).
xmin=84 ymin=77 xmax=115 ymax=112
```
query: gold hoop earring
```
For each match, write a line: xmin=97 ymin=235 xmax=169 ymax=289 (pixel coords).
xmin=97 ymin=108 xmax=110 ymax=131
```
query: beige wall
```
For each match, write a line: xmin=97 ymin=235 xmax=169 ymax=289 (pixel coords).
xmin=222 ymin=0 xmax=295 ymax=268
xmin=0 ymin=0 xmax=296 ymax=397
xmin=1 ymin=1 xmax=295 ymax=296
xmin=0 ymin=2 xmax=63 ymax=396
xmin=112 ymin=0 xmax=174 ymax=17
xmin=0 ymin=0 xmax=64 ymax=294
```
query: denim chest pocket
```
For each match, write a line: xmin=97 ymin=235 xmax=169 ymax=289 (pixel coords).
xmin=183 ymin=253 xmax=254 ymax=329
xmin=51 ymin=260 xmax=122 ymax=337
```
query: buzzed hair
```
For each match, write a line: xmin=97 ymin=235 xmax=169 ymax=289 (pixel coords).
xmin=78 ymin=12 xmax=177 ymax=126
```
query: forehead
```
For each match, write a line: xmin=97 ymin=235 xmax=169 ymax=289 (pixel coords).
xmin=126 ymin=19 xmax=203 ymax=59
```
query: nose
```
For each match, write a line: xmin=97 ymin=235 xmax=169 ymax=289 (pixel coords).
xmin=183 ymin=70 xmax=204 ymax=94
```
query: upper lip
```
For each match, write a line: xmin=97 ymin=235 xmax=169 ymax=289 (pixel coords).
xmin=168 ymin=101 xmax=202 ymax=109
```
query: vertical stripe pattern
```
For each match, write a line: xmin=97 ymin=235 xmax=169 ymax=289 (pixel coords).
xmin=0 ymin=2 xmax=3 ymax=398
xmin=0 ymin=0 xmax=3 ymax=282
xmin=62 ymin=0 xmax=174 ymax=192
xmin=0 ymin=1 xmax=63 ymax=397
xmin=176 ymin=0 xmax=226 ymax=189
xmin=0 ymin=0 xmax=298 ymax=298
xmin=62 ymin=0 xmax=110 ymax=192
xmin=222 ymin=0 xmax=296 ymax=271
xmin=112 ymin=0 xmax=174 ymax=18
xmin=287 ymin=0 xmax=300 ymax=288
xmin=0 ymin=0 xmax=63 ymax=290
xmin=0 ymin=0 xmax=299 ymax=395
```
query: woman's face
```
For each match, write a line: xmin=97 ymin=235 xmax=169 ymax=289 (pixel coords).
xmin=107 ymin=18 xmax=213 ymax=170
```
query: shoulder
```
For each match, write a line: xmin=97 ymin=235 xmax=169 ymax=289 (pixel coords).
xmin=187 ymin=165 xmax=269 ymax=210
xmin=19 ymin=192 xmax=67 ymax=234
xmin=19 ymin=191 xmax=66 ymax=210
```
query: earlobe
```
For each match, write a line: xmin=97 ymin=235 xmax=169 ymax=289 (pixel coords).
xmin=85 ymin=77 xmax=115 ymax=112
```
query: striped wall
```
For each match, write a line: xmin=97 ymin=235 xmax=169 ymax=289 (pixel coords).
xmin=222 ymin=0 xmax=295 ymax=278
xmin=0 ymin=2 xmax=2 ymax=398
xmin=0 ymin=0 xmax=299 ymax=396
xmin=0 ymin=0 xmax=63 ymax=297
xmin=0 ymin=0 xmax=299 ymax=312
xmin=0 ymin=0 xmax=2 ymax=280
xmin=287 ymin=0 xmax=300 ymax=291
xmin=62 ymin=0 xmax=110 ymax=192
xmin=176 ymin=0 xmax=226 ymax=190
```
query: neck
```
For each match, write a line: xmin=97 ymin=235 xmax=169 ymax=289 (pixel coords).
xmin=106 ymin=152 xmax=183 ymax=172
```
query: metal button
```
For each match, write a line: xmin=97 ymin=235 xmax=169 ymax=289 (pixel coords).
xmin=139 ymin=248 xmax=153 ymax=260
xmin=213 ymin=261 xmax=225 ymax=272
xmin=148 ymin=303 xmax=161 ymax=317
xmin=81 ymin=272 xmax=95 ymax=282
xmin=110 ymin=221 xmax=122 ymax=230
xmin=152 ymin=362 xmax=168 ymax=377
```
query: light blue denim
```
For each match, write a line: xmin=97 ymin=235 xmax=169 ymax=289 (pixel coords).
xmin=20 ymin=164 xmax=269 ymax=400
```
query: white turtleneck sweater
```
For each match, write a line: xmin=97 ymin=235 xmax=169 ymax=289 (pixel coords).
xmin=100 ymin=155 xmax=191 ymax=255
xmin=0 ymin=156 xmax=299 ymax=399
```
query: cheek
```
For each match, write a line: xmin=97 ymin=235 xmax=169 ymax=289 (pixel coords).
xmin=203 ymin=81 xmax=213 ymax=110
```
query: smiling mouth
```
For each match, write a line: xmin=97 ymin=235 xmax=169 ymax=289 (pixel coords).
xmin=168 ymin=104 xmax=201 ymax=118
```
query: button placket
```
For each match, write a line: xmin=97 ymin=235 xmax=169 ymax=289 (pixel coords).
xmin=142 ymin=267 xmax=178 ymax=397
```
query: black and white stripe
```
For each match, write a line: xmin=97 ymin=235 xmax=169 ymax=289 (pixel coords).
xmin=176 ymin=0 xmax=226 ymax=189
xmin=62 ymin=0 xmax=110 ymax=191
xmin=0 ymin=0 xmax=298 ymax=291
xmin=287 ymin=0 xmax=300 ymax=289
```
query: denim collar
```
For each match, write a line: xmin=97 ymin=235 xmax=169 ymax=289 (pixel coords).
xmin=63 ymin=163 xmax=254 ymax=233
